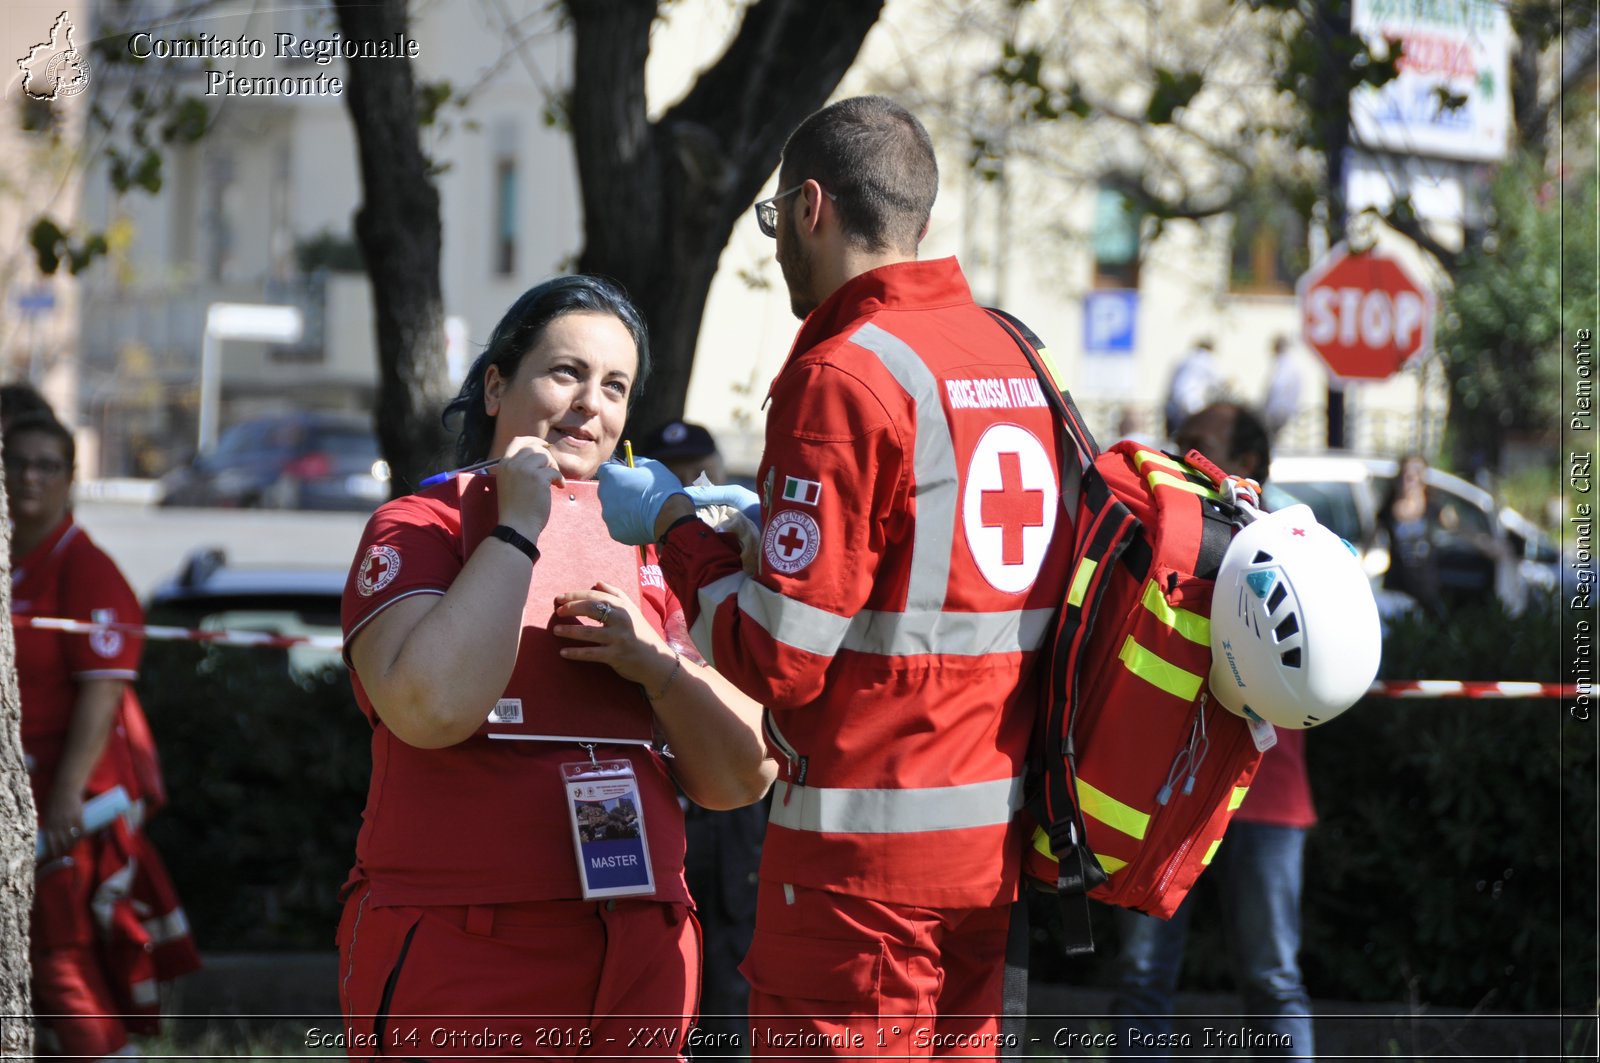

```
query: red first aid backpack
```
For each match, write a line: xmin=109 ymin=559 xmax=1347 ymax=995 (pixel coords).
xmin=986 ymin=310 xmax=1267 ymax=955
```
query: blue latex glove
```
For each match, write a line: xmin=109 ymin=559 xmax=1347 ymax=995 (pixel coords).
xmin=596 ymin=457 xmax=689 ymax=545
xmin=684 ymin=483 xmax=761 ymax=526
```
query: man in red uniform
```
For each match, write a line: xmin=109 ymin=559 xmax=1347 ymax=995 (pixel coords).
xmin=599 ymin=96 xmax=1076 ymax=1055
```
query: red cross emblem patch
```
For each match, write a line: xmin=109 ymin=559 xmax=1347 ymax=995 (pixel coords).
xmin=762 ymin=510 xmax=821 ymax=575
xmin=356 ymin=544 xmax=402 ymax=597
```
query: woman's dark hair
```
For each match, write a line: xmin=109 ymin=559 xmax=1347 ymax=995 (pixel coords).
xmin=1380 ymin=453 xmax=1431 ymax=520
xmin=3 ymin=411 xmax=75 ymax=471
xmin=442 ymin=275 xmax=650 ymax=465
xmin=1 ymin=382 xmax=53 ymax=430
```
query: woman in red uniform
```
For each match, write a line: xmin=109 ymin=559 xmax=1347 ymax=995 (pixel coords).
xmin=336 ymin=276 xmax=773 ymax=1060
xmin=7 ymin=411 xmax=200 ymax=1059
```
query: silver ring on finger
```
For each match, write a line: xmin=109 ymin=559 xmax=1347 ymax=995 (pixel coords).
xmin=595 ymin=601 xmax=613 ymax=624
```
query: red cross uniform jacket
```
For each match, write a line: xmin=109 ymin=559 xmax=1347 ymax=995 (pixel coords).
xmin=661 ymin=258 xmax=1075 ymax=908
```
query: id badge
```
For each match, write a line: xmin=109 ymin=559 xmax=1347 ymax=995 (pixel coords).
xmin=562 ymin=758 xmax=656 ymax=899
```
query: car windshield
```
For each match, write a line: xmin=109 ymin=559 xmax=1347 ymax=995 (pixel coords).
xmin=309 ymin=426 xmax=379 ymax=460
xmin=212 ymin=419 xmax=293 ymax=460
xmin=1275 ymin=480 xmax=1364 ymax=546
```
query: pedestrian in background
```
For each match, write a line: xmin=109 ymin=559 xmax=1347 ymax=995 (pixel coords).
xmin=640 ymin=419 xmax=766 ymax=1061
xmin=599 ymin=95 xmax=1076 ymax=1055
xmin=1162 ymin=337 xmax=1221 ymax=438
xmin=7 ymin=410 xmax=201 ymax=1058
xmin=1108 ymin=401 xmax=1316 ymax=1063
xmin=1262 ymin=335 xmax=1303 ymax=442
xmin=643 ymin=419 xmax=729 ymax=487
xmin=1377 ymin=453 xmax=1449 ymax=617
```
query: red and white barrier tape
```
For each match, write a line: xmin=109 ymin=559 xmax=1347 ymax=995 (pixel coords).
xmin=12 ymin=614 xmax=342 ymax=651
xmin=1366 ymin=680 xmax=1580 ymax=700
xmin=11 ymin=615 xmax=1583 ymax=698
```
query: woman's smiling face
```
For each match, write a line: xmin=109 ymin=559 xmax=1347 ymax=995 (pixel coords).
xmin=484 ymin=311 xmax=638 ymax=481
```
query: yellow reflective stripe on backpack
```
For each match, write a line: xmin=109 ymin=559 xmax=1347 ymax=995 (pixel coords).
xmin=1144 ymin=469 xmax=1225 ymax=501
xmin=1029 ymin=827 xmax=1130 ymax=876
xmin=1133 ymin=449 xmax=1188 ymax=474
xmin=1067 ymin=557 xmax=1098 ymax=608
xmin=1228 ymin=786 xmax=1250 ymax=811
xmin=1118 ymin=635 xmax=1206 ymax=701
xmin=1140 ymin=580 xmax=1210 ymax=646
xmin=1201 ymin=838 xmax=1223 ymax=866
xmin=1075 ymin=777 xmax=1151 ymax=841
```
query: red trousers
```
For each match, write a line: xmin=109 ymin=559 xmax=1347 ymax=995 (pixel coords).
xmin=337 ymin=883 xmax=700 ymax=1061
xmin=740 ymin=882 xmax=1013 ymax=1059
xmin=32 ymin=826 xmax=199 ymax=1059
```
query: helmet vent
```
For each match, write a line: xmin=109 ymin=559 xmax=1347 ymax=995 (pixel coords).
xmin=1274 ymin=614 xmax=1300 ymax=641
xmin=1280 ymin=647 xmax=1303 ymax=668
xmin=1252 ymin=550 xmax=1274 ymax=564
xmin=1266 ymin=583 xmax=1288 ymax=612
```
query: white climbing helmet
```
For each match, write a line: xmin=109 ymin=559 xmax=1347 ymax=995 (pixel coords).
xmin=1209 ymin=503 xmax=1382 ymax=729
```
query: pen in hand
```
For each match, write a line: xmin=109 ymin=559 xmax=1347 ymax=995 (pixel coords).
xmin=419 ymin=458 xmax=501 ymax=488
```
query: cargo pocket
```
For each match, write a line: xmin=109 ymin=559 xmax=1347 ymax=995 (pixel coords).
xmin=743 ymin=930 xmax=944 ymax=1058
xmin=742 ymin=930 xmax=887 ymax=1038
xmin=744 ymin=930 xmax=882 ymax=1004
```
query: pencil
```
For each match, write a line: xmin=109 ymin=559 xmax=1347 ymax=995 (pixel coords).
xmin=623 ymin=439 xmax=647 ymax=561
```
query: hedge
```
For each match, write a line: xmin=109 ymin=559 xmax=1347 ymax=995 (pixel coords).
xmin=139 ymin=644 xmax=368 ymax=951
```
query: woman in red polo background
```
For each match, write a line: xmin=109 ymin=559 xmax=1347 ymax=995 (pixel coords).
xmin=7 ymin=410 xmax=200 ymax=1058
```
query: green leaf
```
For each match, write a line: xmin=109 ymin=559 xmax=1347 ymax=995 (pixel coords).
xmin=1145 ymin=67 xmax=1204 ymax=125
xmin=162 ymin=97 xmax=210 ymax=144
xmin=29 ymin=217 xmax=65 ymax=275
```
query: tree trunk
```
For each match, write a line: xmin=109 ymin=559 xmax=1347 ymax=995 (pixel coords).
xmin=569 ymin=0 xmax=887 ymax=435
xmin=333 ymin=0 xmax=452 ymax=495
xmin=0 ymin=437 xmax=38 ymax=1060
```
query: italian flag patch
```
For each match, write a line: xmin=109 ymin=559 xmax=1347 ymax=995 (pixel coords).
xmin=782 ymin=476 xmax=821 ymax=506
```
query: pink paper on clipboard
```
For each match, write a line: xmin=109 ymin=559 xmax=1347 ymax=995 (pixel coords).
xmin=457 ymin=473 xmax=654 ymax=746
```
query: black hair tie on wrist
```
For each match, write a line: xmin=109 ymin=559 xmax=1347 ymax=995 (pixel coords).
xmin=489 ymin=524 xmax=540 ymax=564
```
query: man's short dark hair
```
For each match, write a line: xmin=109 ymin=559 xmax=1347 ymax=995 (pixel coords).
xmin=779 ymin=95 xmax=938 ymax=255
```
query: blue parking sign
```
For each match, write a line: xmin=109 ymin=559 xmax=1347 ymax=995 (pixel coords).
xmin=1083 ymin=290 xmax=1137 ymax=354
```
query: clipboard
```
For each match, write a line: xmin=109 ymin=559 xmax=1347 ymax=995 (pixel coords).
xmin=457 ymin=473 xmax=655 ymax=746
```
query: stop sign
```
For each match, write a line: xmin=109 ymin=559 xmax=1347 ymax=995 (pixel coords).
xmin=1296 ymin=244 xmax=1436 ymax=380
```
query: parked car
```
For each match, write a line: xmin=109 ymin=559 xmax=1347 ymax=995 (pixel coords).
xmin=1269 ymin=454 xmax=1552 ymax=614
xmin=158 ymin=412 xmax=389 ymax=511
xmin=144 ymin=547 xmax=347 ymax=678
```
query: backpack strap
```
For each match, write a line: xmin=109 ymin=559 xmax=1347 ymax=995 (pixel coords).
xmin=985 ymin=307 xmax=1122 ymax=955
xmin=984 ymin=308 xmax=1098 ymax=517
